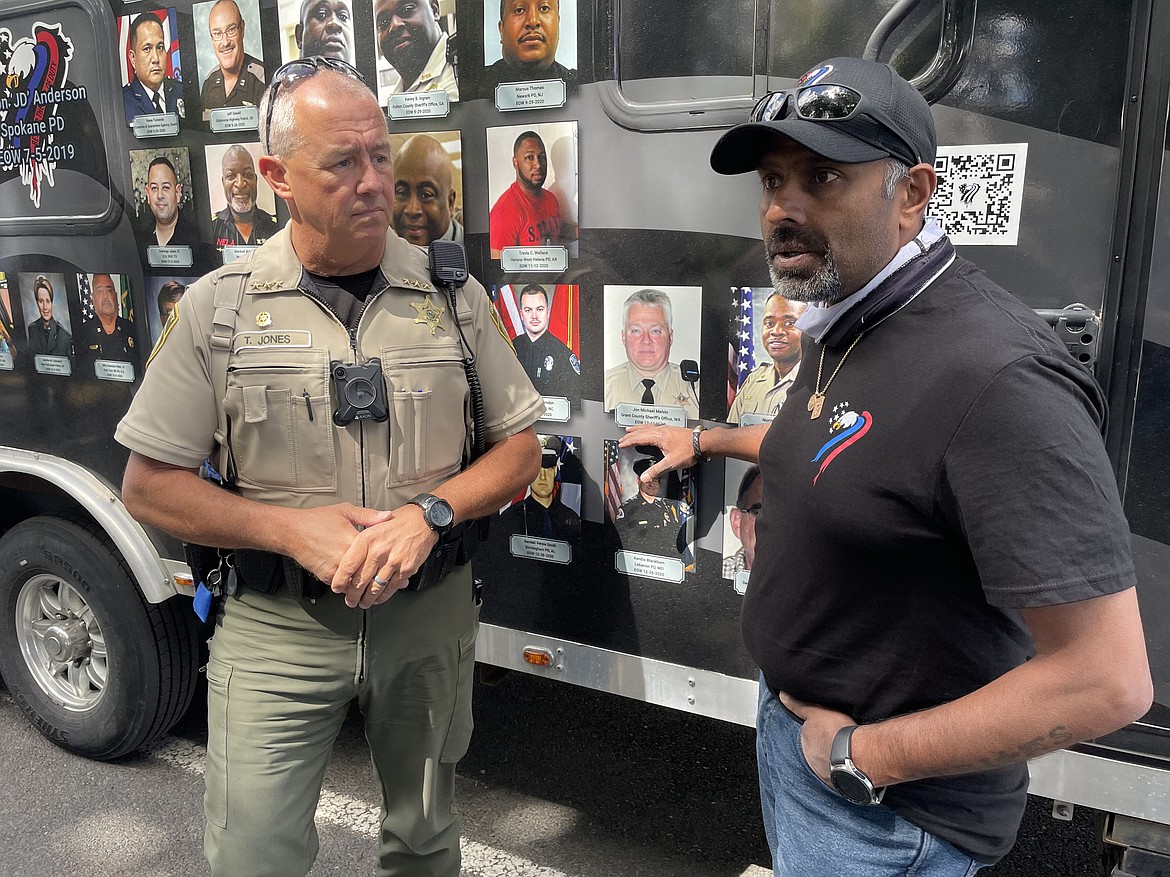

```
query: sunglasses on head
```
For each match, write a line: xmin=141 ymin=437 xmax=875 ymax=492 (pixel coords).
xmin=750 ymin=83 xmax=921 ymax=166
xmin=263 ymin=56 xmax=366 ymax=154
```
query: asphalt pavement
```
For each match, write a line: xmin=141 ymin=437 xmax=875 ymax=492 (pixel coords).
xmin=0 ymin=671 xmax=1106 ymax=876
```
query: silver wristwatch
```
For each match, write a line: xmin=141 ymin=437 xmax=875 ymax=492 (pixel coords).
xmin=829 ymin=725 xmax=885 ymax=805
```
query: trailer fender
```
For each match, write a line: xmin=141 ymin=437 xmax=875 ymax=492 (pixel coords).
xmin=0 ymin=447 xmax=180 ymax=603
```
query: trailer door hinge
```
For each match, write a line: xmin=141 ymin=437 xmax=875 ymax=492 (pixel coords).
xmin=1035 ymin=304 xmax=1100 ymax=372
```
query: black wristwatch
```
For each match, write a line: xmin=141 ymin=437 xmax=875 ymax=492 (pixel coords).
xmin=829 ymin=725 xmax=884 ymax=805
xmin=408 ymin=494 xmax=455 ymax=537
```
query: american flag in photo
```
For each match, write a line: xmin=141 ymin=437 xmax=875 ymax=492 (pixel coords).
xmin=735 ymin=287 xmax=757 ymax=385
xmin=119 ymin=275 xmax=134 ymax=321
xmin=604 ymin=439 xmax=623 ymax=523
xmin=493 ymin=284 xmax=522 ymax=338
xmin=680 ymin=469 xmax=696 ymax=571
xmin=78 ymin=273 xmax=93 ymax=321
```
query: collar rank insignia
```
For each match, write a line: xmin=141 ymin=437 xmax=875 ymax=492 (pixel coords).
xmin=256 ymin=311 xmax=272 ymax=328
xmin=411 ymin=295 xmax=446 ymax=335
xmin=401 ymin=277 xmax=433 ymax=291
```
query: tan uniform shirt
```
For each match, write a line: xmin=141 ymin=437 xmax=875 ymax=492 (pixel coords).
xmin=383 ymin=33 xmax=459 ymax=100
xmin=603 ymin=361 xmax=699 ymax=420
xmin=727 ymin=360 xmax=801 ymax=424
xmin=116 ymin=227 xmax=543 ymax=511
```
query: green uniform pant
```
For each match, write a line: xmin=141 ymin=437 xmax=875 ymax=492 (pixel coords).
xmin=203 ymin=566 xmax=479 ymax=877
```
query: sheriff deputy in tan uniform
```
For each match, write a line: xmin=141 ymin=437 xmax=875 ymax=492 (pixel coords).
xmin=727 ymin=293 xmax=807 ymax=423
xmin=116 ymin=61 xmax=542 ymax=877
xmin=603 ymin=288 xmax=699 ymax=419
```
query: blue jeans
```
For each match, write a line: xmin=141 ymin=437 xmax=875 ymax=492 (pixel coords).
xmin=756 ymin=680 xmax=984 ymax=877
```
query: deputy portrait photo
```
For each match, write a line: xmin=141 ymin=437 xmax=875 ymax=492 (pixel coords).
xmin=375 ymin=0 xmax=458 ymax=104
xmin=728 ymin=287 xmax=807 ymax=424
xmin=721 ymin=460 xmax=761 ymax=585
xmin=276 ymin=0 xmax=357 ymax=65
xmin=603 ymin=439 xmax=694 ymax=566
xmin=491 ymin=282 xmax=580 ymax=403
xmin=119 ymin=9 xmax=186 ymax=126
xmin=498 ymin=434 xmax=582 ymax=546
xmin=486 ymin=121 xmax=578 ymax=259
xmin=193 ymin=0 xmax=266 ymax=121
xmin=603 ymin=285 xmax=701 ymax=419
xmin=129 ymin=147 xmax=200 ymax=267
xmin=76 ymin=272 xmax=140 ymax=372
xmin=20 ymin=272 xmax=72 ymax=363
xmin=203 ymin=142 xmax=281 ymax=252
xmin=483 ymin=0 xmax=577 ymax=85
xmin=389 ymin=131 xmax=463 ymax=247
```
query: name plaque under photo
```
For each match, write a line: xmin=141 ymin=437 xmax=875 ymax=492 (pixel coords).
xmin=147 ymin=245 xmax=193 ymax=269
xmin=209 ymin=106 xmax=260 ymax=133
xmin=386 ymin=92 xmax=450 ymax=120
xmin=500 ymin=246 xmax=568 ymax=273
xmin=509 ymin=534 xmax=572 ymax=564
xmin=223 ymin=245 xmax=258 ymax=264
xmin=734 ymin=570 xmax=749 ymax=595
xmin=614 ymin=402 xmax=687 ymax=428
xmin=34 ymin=354 xmax=72 ymax=376
xmin=94 ymin=360 xmax=135 ymax=383
xmin=495 ymin=79 xmax=566 ymax=112
xmin=540 ymin=396 xmax=570 ymax=422
xmin=739 ymin=412 xmax=774 ymax=427
xmin=131 ymin=113 xmax=181 ymax=139
xmin=615 ymin=549 xmax=685 ymax=583
xmin=0 ymin=352 xmax=12 ymax=370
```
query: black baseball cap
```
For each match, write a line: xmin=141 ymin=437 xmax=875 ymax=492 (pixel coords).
xmin=710 ymin=57 xmax=936 ymax=174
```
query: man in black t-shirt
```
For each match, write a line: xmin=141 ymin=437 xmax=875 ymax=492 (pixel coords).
xmin=621 ymin=57 xmax=1151 ymax=874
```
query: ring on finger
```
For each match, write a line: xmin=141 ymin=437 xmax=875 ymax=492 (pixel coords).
xmin=372 ymin=573 xmax=389 ymax=588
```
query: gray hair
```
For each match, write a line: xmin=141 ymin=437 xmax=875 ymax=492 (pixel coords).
xmin=259 ymin=71 xmax=380 ymax=158
xmin=258 ymin=83 xmax=303 ymax=158
xmin=882 ymin=158 xmax=911 ymax=199
xmin=222 ymin=143 xmax=253 ymax=169
xmin=622 ymin=288 xmax=672 ymax=328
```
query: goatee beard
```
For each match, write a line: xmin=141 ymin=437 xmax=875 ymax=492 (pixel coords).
xmin=766 ymin=248 xmax=844 ymax=304
xmin=764 ymin=228 xmax=845 ymax=304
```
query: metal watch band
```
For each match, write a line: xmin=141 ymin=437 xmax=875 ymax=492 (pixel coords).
xmin=692 ymin=424 xmax=710 ymax=463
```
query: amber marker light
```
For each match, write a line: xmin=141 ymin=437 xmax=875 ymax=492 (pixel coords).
xmin=522 ymin=647 xmax=554 ymax=667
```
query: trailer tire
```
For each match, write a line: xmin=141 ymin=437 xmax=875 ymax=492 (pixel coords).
xmin=0 ymin=515 xmax=199 ymax=760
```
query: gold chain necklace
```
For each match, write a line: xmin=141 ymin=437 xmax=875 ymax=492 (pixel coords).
xmin=807 ymin=332 xmax=865 ymax=420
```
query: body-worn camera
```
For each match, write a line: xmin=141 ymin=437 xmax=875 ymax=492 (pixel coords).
xmin=331 ymin=359 xmax=389 ymax=426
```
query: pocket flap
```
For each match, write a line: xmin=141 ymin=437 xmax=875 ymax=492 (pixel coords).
xmin=242 ymin=385 xmax=269 ymax=423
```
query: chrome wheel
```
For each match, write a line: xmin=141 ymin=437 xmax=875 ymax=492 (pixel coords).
xmin=16 ymin=573 xmax=107 ymax=711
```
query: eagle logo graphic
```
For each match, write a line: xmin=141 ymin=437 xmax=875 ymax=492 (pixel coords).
xmin=0 ymin=23 xmax=75 ymax=207
xmin=811 ymin=402 xmax=872 ymax=485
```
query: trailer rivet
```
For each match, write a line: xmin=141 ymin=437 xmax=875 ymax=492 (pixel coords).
xmin=687 ymin=695 xmax=695 ymax=705
xmin=688 ymin=677 xmax=696 ymax=687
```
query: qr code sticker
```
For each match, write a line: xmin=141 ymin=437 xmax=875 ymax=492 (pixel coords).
xmin=929 ymin=143 xmax=1028 ymax=246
